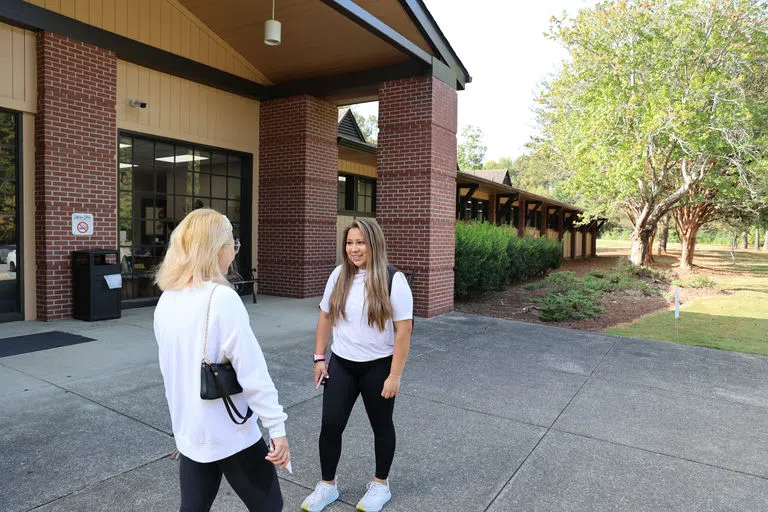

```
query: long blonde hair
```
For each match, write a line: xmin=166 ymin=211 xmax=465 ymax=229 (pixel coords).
xmin=329 ymin=219 xmax=393 ymax=331
xmin=155 ymin=208 xmax=233 ymax=291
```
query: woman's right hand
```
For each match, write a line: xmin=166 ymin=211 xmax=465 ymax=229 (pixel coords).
xmin=314 ymin=361 xmax=329 ymax=389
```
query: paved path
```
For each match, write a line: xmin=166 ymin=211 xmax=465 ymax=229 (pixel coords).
xmin=1 ymin=295 xmax=767 ymax=511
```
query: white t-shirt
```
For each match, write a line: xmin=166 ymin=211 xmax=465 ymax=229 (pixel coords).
xmin=154 ymin=282 xmax=287 ymax=463
xmin=319 ymin=266 xmax=413 ymax=362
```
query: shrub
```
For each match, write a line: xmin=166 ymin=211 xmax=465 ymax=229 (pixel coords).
xmin=454 ymin=222 xmax=564 ymax=298
xmin=539 ymin=290 xmax=604 ymax=322
xmin=689 ymin=275 xmax=716 ymax=288
xmin=535 ymin=259 xmax=661 ymax=322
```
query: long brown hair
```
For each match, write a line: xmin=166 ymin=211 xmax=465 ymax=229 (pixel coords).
xmin=329 ymin=219 xmax=393 ymax=331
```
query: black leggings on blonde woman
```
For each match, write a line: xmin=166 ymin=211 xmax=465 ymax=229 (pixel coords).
xmin=320 ymin=354 xmax=396 ymax=481
xmin=178 ymin=439 xmax=282 ymax=512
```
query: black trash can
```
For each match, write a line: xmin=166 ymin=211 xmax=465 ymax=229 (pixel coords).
xmin=72 ymin=249 xmax=121 ymax=321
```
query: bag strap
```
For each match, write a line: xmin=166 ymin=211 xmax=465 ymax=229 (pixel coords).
xmin=211 ymin=374 xmax=254 ymax=425
xmin=201 ymin=284 xmax=219 ymax=364
xmin=386 ymin=264 xmax=397 ymax=297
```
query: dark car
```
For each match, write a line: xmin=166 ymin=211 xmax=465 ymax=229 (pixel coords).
xmin=0 ymin=244 xmax=15 ymax=264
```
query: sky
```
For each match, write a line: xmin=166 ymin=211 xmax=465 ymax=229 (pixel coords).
xmin=351 ymin=0 xmax=595 ymax=163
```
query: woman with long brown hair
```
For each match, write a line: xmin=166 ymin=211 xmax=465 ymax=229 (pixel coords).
xmin=301 ymin=219 xmax=413 ymax=512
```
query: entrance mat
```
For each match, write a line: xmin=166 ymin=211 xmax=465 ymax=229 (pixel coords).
xmin=0 ymin=331 xmax=97 ymax=357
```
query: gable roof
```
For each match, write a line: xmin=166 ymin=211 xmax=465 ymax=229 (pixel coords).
xmin=338 ymin=108 xmax=377 ymax=154
xmin=461 ymin=169 xmax=511 ymax=186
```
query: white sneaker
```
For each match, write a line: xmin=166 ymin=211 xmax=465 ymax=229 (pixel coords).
xmin=356 ymin=480 xmax=392 ymax=512
xmin=301 ymin=480 xmax=340 ymax=512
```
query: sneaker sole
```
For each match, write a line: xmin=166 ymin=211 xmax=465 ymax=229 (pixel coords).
xmin=301 ymin=489 xmax=339 ymax=512
xmin=356 ymin=492 xmax=391 ymax=512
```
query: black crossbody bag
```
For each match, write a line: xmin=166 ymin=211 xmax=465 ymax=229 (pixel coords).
xmin=200 ymin=284 xmax=253 ymax=425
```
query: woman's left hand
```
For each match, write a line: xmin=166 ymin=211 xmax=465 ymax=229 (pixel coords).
xmin=381 ymin=375 xmax=401 ymax=399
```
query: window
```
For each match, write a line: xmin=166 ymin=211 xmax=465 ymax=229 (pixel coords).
xmin=548 ymin=210 xmax=560 ymax=229
xmin=118 ymin=133 xmax=249 ymax=302
xmin=338 ymin=173 xmax=375 ymax=215
xmin=459 ymin=198 xmax=489 ymax=222
xmin=0 ymin=109 xmax=20 ymax=320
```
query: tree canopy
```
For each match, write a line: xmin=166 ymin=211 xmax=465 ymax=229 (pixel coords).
xmin=457 ymin=125 xmax=487 ymax=170
xmin=536 ymin=0 xmax=768 ymax=264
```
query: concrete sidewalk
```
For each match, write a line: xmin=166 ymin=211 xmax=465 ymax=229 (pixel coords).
xmin=1 ymin=295 xmax=768 ymax=511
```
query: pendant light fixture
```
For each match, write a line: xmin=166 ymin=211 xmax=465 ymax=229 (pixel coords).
xmin=264 ymin=0 xmax=281 ymax=46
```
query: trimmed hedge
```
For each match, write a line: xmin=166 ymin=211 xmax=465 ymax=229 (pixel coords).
xmin=455 ymin=222 xmax=563 ymax=298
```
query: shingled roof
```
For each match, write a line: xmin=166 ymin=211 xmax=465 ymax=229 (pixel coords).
xmin=461 ymin=169 xmax=511 ymax=186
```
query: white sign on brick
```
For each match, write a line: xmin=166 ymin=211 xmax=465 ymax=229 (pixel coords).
xmin=72 ymin=213 xmax=94 ymax=236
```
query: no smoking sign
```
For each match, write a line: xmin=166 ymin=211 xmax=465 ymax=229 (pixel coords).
xmin=72 ymin=213 xmax=94 ymax=236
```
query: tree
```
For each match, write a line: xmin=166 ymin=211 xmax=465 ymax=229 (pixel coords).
xmin=671 ymin=185 xmax=718 ymax=269
xmin=457 ymin=125 xmax=487 ymax=170
xmin=351 ymin=110 xmax=378 ymax=144
xmin=536 ymin=0 xmax=768 ymax=265
xmin=483 ymin=156 xmax=515 ymax=171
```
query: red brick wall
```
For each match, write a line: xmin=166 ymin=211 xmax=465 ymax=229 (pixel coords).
xmin=258 ymin=95 xmax=337 ymax=297
xmin=35 ymin=32 xmax=117 ymax=320
xmin=377 ymin=76 xmax=458 ymax=317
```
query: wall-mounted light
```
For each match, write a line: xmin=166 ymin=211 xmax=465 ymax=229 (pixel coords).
xmin=264 ymin=0 xmax=281 ymax=46
xmin=128 ymin=99 xmax=147 ymax=109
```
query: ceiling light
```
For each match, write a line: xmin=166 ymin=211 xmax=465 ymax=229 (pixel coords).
xmin=264 ymin=0 xmax=281 ymax=46
xmin=155 ymin=154 xmax=209 ymax=163
xmin=119 ymin=163 xmax=137 ymax=168
xmin=119 ymin=143 xmax=131 ymax=148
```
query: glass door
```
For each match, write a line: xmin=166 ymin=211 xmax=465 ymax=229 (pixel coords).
xmin=0 ymin=110 xmax=21 ymax=320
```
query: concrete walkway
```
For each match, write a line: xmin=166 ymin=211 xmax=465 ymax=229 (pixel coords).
xmin=1 ymin=295 xmax=768 ymax=511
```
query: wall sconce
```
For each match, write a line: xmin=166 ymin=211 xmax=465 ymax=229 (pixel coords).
xmin=264 ymin=0 xmax=281 ymax=46
xmin=128 ymin=99 xmax=147 ymax=109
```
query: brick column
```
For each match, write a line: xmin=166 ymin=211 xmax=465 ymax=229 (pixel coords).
xmin=35 ymin=33 xmax=117 ymax=321
xmin=377 ymin=76 xmax=457 ymax=317
xmin=258 ymin=95 xmax=337 ymax=297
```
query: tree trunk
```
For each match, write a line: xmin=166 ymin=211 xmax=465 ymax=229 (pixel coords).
xmin=646 ymin=233 xmax=655 ymax=265
xmin=755 ymin=228 xmax=761 ymax=250
xmin=741 ymin=231 xmax=748 ymax=249
xmin=630 ymin=228 xmax=653 ymax=266
xmin=679 ymin=226 xmax=699 ymax=270
xmin=658 ymin=216 xmax=669 ymax=255
xmin=763 ymin=231 xmax=768 ymax=251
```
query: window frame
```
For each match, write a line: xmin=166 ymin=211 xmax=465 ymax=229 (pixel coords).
xmin=337 ymin=172 xmax=376 ymax=216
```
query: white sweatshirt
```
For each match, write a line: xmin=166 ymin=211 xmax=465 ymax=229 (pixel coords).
xmin=154 ymin=281 xmax=287 ymax=463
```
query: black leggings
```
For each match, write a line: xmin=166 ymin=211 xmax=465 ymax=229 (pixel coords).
xmin=178 ymin=438 xmax=282 ymax=512
xmin=320 ymin=354 xmax=396 ymax=481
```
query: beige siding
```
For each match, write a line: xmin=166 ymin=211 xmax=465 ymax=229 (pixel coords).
xmin=547 ymin=231 xmax=559 ymax=243
xmin=117 ymin=60 xmax=260 ymax=269
xmin=575 ymin=232 xmax=583 ymax=258
xmin=25 ymin=0 xmax=269 ymax=84
xmin=0 ymin=23 xmax=36 ymax=113
xmin=339 ymin=157 xmax=376 ymax=178
xmin=22 ymin=113 xmax=36 ymax=319
xmin=585 ymin=233 xmax=593 ymax=256
xmin=525 ymin=227 xmax=538 ymax=238
xmin=563 ymin=231 xmax=572 ymax=259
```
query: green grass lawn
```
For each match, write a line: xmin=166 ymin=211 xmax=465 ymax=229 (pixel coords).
xmin=598 ymin=240 xmax=768 ymax=355
xmin=606 ymin=291 xmax=768 ymax=355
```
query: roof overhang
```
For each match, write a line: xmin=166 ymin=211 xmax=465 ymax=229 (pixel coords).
xmin=1 ymin=0 xmax=470 ymax=104
xmin=457 ymin=170 xmax=586 ymax=214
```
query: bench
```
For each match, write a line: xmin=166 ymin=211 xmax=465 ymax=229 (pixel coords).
xmin=227 ymin=268 xmax=258 ymax=304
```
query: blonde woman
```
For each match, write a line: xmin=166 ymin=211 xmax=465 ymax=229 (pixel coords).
xmin=154 ymin=208 xmax=289 ymax=511
xmin=301 ymin=219 xmax=413 ymax=512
